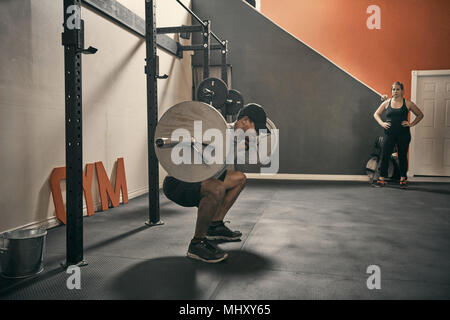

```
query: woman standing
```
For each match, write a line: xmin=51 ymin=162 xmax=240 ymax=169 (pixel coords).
xmin=373 ymin=82 xmax=424 ymax=187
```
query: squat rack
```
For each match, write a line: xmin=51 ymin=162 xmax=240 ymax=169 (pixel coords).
xmin=62 ymin=0 xmax=229 ymax=266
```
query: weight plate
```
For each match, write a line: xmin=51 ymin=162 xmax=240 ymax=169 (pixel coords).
xmin=257 ymin=117 xmax=278 ymax=162
xmin=234 ymin=116 xmax=279 ymax=173
xmin=154 ymin=101 xmax=228 ymax=183
xmin=225 ymin=89 xmax=244 ymax=117
xmin=196 ymin=77 xmax=228 ymax=108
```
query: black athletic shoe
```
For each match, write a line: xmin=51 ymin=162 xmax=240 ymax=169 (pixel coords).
xmin=187 ymin=239 xmax=228 ymax=263
xmin=206 ymin=221 xmax=242 ymax=241
xmin=400 ymin=180 xmax=408 ymax=189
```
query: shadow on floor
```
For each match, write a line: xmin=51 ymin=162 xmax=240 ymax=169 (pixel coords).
xmin=0 ymin=266 xmax=65 ymax=298
xmin=84 ymin=225 xmax=150 ymax=253
xmin=110 ymin=250 xmax=272 ymax=299
xmin=384 ymin=184 xmax=450 ymax=195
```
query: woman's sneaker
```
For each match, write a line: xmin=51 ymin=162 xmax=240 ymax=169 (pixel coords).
xmin=206 ymin=221 xmax=242 ymax=241
xmin=187 ymin=239 xmax=228 ymax=263
xmin=372 ymin=179 xmax=386 ymax=188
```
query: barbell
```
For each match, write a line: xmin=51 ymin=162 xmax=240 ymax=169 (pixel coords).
xmin=154 ymin=101 xmax=278 ymax=182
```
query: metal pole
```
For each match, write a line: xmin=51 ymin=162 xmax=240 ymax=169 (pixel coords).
xmin=62 ymin=0 xmax=85 ymax=266
xmin=157 ymin=25 xmax=203 ymax=34
xmin=176 ymin=0 xmax=206 ymax=27
xmin=175 ymin=0 xmax=225 ymax=47
xmin=145 ymin=0 xmax=163 ymax=227
xmin=221 ymin=41 xmax=228 ymax=86
xmin=180 ymin=44 xmax=224 ymax=51
xmin=202 ymin=20 xmax=210 ymax=79
xmin=210 ymin=31 xmax=224 ymax=47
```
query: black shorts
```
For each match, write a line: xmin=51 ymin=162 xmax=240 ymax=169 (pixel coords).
xmin=163 ymin=170 xmax=227 ymax=207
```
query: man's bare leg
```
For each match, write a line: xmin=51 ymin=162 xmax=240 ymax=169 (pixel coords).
xmin=193 ymin=179 xmax=225 ymax=239
xmin=212 ymin=171 xmax=246 ymax=222
xmin=188 ymin=179 xmax=228 ymax=263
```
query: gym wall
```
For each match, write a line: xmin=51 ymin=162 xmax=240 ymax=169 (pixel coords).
xmin=260 ymin=0 xmax=450 ymax=99
xmin=0 ymin=0 xmax=192 ymax=233
xmin=192 ymin=0 xmax=382 ymax=175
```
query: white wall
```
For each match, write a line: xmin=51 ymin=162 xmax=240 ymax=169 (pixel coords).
xmin=0 ymin=0 xmax=192 ymax=233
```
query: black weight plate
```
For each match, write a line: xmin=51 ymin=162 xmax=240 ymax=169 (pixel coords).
xmin=196 ymin=77 xmax=228 ymax=108
xmin=225 ymin=89 xmax=244 ymax=116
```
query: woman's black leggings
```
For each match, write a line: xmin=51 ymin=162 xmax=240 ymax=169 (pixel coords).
xmin=380 ymin=132 xmax=411 ymax=178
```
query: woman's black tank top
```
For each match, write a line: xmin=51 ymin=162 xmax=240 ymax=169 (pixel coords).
xmin=385 ymin=99 xmax=409 ymax=135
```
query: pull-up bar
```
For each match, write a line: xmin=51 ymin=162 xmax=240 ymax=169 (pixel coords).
xmin=176 ymin=0 xmax=204 ymax=27
xmin=82 ymin=0 xmax=182 ymax=58
xmin=176 ymin=0 xmax=225 ymax=47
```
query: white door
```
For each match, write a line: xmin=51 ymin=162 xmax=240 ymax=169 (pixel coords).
xmin=412 ymin=71 xmax=450 ymax=176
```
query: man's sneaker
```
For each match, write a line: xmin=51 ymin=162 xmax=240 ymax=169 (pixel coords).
xmin=206 ymin=221 xmax=242 ymax=241
xmin=187 ymin=239 xmax=228 ymax=263
xmin=372 ymin=179 xmax=386 ymax=188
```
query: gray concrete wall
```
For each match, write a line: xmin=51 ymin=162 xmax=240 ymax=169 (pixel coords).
xmin=192 ymin=0 xmax=383 ymax=175
xmin=0 ymin=0 xmax=192 ymax=232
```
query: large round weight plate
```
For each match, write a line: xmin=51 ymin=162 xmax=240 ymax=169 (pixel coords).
xmin=196 ymin=77 xmax=228 ymax=108
xmin=225 ymin=89 xmax=244 ymax=116
xmin=258 ymin=117 xmax=278 ymax=161
xmin=235 ymin=116 xmax=279 ymax=172
xmin=155 ymin=101 xmax=228 ymax=183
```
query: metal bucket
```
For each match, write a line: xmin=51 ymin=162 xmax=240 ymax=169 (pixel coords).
xmin=0 ymin=228 xmax=47 ymax=279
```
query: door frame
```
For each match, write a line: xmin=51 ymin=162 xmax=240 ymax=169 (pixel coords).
xmin=410 ymin=69 xmax=450 ymax=176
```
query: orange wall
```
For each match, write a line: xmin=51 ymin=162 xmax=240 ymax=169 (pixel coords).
xmin=261 ymin=0 xmax=450 ymax=98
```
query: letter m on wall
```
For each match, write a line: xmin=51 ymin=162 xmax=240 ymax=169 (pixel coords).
xmin=96 ymin=158 xmax=129 ymax=211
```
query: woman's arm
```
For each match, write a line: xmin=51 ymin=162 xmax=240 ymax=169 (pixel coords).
xmin=373 ymin=100 xmax=391 ymax=129
xmin=403 ymin=100 xmax=424 ymax=127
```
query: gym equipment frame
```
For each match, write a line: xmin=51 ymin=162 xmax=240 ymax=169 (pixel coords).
xmin=62 ymin=0 xmax=230 ymax=266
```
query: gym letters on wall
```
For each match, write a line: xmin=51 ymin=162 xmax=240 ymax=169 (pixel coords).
xmin=50 ymin=158 xmax=129 ymax=224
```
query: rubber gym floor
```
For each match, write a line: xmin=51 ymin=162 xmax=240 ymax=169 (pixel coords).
xmin=1 ymin=180 xmax=449 ymax=300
